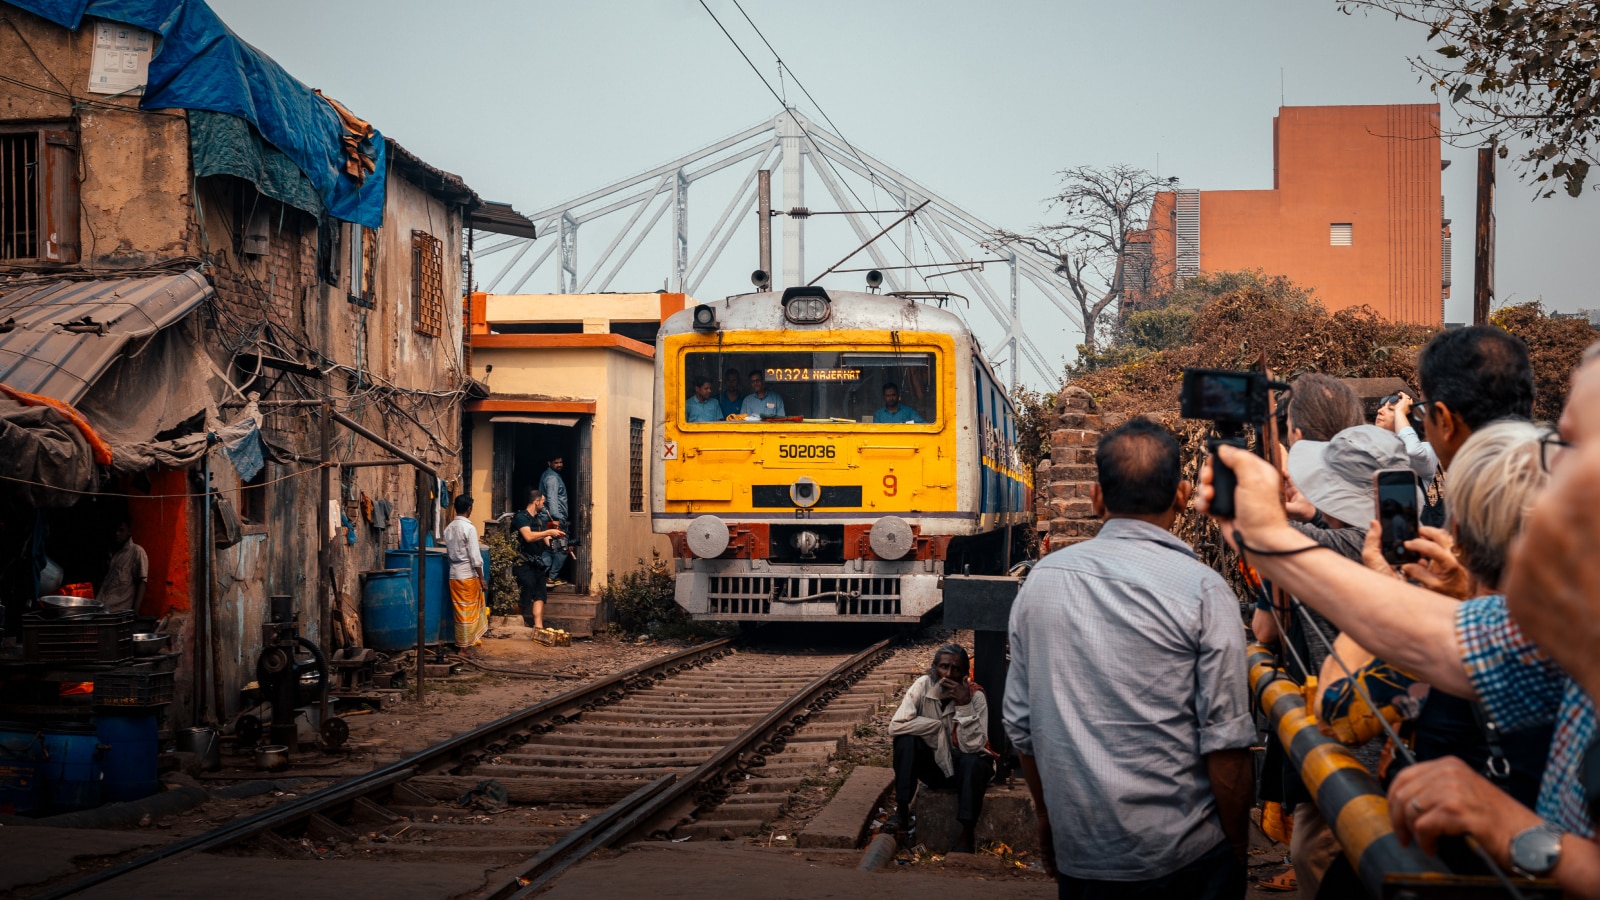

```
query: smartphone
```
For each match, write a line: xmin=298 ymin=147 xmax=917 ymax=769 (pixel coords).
xmin=1374 ymin=468 xmax=1421 ymax=566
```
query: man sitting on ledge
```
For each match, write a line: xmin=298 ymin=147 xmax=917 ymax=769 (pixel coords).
xmin=887 ymin=643 xmax=993 ymax=853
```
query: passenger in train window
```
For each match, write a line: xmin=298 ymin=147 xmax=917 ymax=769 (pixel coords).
xmin=718 ymin=367 xmax=746 ymax=418
xmin=740 ymin=370 xmax=786 ymax=419
xmin=873 ymin=382 xmax=924 ymax=424
xmin=887 ymin=643 xmax=993 ymax=854
xmin=685 ymin=375 xmax=722 ymax=422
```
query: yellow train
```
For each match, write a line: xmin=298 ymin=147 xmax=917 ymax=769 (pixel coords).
xmin=651 ymin=285 xmax=1032 ymax=623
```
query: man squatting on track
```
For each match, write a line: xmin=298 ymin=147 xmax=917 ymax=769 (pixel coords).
xmin=887 ymin=643 xmax=993 ymax=853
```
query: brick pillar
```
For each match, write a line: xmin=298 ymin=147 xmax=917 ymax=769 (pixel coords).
xmin=1039 ymin=387 xmax=1104 ymax=554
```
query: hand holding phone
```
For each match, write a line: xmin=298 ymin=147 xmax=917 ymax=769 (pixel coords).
xmin=1374 ymin=468 xmax=1421 ymax=566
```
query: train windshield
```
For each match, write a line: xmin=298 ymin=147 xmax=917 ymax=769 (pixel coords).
xmin=682 ymin=351 xmax=938 ymax=424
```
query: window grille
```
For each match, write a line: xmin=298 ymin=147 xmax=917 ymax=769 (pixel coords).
xmin=1 ymin=127 xmax=78 ymax=263
xmin=629 ymin=418 xmax=645 ymax=513
xmin=412 ymin=231 xmax=444 ymax=337
xmin=1330 ymin=223 xmax=1353 ymax=246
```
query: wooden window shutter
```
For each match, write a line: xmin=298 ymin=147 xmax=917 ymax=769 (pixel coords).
xmin=40 ymin=130 xmax=79 ymax=263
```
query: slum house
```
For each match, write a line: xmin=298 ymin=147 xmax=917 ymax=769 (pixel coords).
xmin=0 ymin=0 xmax=515 ymax=734
xmin=464 ymin=292 xmax=681 ymax=633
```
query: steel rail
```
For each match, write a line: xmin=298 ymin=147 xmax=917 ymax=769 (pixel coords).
xmin=37 ymin=637 xmax=738 ymax=900
xmin=479 ymin=634 xmax=899 ymax=899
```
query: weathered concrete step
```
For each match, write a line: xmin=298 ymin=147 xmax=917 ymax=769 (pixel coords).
xmin=796 ymin=765 xmax=893 ymax=849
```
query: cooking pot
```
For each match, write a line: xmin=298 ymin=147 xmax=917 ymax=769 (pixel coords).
xmin=131 ymin=633 xmax=171 ymax=656
xmin=176 ymin=726 xmax=221 ymax=772
xmin=254 ymin=744 xmax=289 ymax=772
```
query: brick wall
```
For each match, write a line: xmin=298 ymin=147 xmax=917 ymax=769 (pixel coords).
xmin=1034 ymin=387 xmax=1105 ymax=553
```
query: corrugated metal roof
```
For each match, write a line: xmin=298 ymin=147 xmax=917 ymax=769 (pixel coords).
xmin=0 ymin=270 xmax=214 ymax=405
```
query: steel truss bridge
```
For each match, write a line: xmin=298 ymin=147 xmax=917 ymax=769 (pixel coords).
xmin=470 ymin=109 xmax=1082 ymax=388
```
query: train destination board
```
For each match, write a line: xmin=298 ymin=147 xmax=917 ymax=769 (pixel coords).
xmin=763 ymin=367 xmax=861 ymax=382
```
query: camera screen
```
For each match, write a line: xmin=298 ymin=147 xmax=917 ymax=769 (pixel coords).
xmin=1193 ymin=373 xmax=1253 ymax=420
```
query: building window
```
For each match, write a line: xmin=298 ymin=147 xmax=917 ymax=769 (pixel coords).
xmin=411 ymin=230 xmax=444 ymax=338
xmin=1330 ymin=223 xmax=1353 ymax=246
xmin=348 ymin=223 xmax=376 ymax=307
xmin=628 ymin=417 xmax=644 ymax=513
xmin=0 ymin=126 xmax=79 ymax=263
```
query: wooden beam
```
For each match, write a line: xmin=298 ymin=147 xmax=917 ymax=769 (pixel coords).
xmin=1473 ymin=145 xmax=1495 ymax=325
xmin=464 ymin=399 xmax=596 ymax=414
xmin=470 ymin=332 xmax=654 ymax=359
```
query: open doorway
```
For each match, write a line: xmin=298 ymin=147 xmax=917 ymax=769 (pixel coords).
xmin=490 ymin=416 xmax=592 ymax=593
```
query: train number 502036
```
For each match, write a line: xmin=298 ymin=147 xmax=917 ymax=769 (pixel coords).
xmin=776 ymin=444 xmax=835 ymax=459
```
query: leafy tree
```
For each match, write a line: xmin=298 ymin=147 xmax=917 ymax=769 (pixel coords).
xmin=1341 ymin=0 xmax=1600 ymax=196
xmin=1070 ymin=270 xmax=1321 ymax=375
xmin=1490 ymin=301 xmax=1599 ymax=419
xmin=991 ymin=165 xmax=1172 ymax=357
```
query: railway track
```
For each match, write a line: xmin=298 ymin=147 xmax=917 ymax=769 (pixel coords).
xmin=34 ymin=634 xmax=903 ymax=899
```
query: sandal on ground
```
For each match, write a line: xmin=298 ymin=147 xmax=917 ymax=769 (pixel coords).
xmin=1257 ymin=871 xmax=1298 ymax=892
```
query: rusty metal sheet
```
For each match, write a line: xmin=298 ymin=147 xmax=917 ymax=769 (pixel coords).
xmin=0 ymin=270 xmax=213 ymax=404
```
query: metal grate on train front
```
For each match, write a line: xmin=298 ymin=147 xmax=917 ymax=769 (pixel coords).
xmin=707 ymin=575 xmax=902 ymax=616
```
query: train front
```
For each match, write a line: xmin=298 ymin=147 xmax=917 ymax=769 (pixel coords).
xmin=651 ymin=286 xmax=969 ymax=624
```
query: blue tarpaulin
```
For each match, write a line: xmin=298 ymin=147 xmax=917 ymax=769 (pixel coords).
xmin=7 ymin=0 xmax=387 ymax=227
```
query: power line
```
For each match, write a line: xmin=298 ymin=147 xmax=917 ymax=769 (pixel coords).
xmin=695 ymin=0 xmax=916 ymax=272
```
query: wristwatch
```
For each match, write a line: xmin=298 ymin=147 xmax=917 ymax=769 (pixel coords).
xmin=1509 ymin=821 xmax=1564 ymax=878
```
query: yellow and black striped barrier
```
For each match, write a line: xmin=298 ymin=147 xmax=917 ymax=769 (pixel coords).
xmin=1248 ymin=643 xmax=1451 ymax=896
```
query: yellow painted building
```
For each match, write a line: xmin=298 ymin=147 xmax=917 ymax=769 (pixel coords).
xmin=465 ymin=292 xmax=685 ymax=598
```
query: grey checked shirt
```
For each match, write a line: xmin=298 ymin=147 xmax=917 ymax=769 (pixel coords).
xmin=1004 ymin=518 xmax=1252 ymax=881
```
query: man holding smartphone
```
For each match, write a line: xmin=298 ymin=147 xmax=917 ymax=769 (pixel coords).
xmin=887 ymin=643 xmax=992 ymax=853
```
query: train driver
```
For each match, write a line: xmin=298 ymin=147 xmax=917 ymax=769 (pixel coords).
xmin=685 ymin=376 xmax=722 ymax=422
xmin=740 ymin=370 xmax=787 ymax=419
xmin=719 ymin=368 xmax=746 ymax=418
xmin=874 ymin=383 xmax=924 ymax=424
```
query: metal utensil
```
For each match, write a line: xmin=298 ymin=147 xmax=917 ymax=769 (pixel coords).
xmin=131 ymin=633 xmax=171 ymax=656
xmin=254 ymin=744 xmax=290 ymax=772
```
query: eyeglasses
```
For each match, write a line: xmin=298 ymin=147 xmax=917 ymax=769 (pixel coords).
xmin=1540 ymin=432 xmax=1574 ymax=473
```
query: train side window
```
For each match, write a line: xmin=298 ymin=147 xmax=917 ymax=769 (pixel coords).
xmin=682 ymin=350 xmax=938 ymax=424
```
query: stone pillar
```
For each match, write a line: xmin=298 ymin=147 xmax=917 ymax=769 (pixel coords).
xmin=1038 ymin=387 xmax=1105 ymax=554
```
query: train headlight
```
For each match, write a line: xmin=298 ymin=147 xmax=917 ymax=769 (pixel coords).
xmin=691 ymin=304 xmax=719 ymax=332
xmin=686 ymin=515 xmax=730 ymax=558
xmin=789 ymin=477 xmax=820 ymax=508
xmin=869 ymin=516 xmax=913 ymax=560
xmin=781 ymin=286 xmax=832 ymax=325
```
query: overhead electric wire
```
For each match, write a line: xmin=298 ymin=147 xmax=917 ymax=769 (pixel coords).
xmin=694 ymin=0 xmax=918 ymax=274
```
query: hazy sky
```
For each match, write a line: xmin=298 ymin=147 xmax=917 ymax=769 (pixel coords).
xmin=210 ymin=0 xmax=1597 ymax=333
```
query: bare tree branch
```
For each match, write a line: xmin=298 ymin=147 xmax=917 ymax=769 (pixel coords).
xmin=991 ymin=165 xmax=1169 ymax=357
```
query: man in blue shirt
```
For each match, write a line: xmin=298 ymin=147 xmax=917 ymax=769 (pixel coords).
xmin=873 ymin=383 xmax=924 ymax=424
xmin=740 ymin=370 xmax=786 ymax=419
xmin=718 ymin=368 xmax=745 ymax=418
xmin=685 ymin=376 xmax=722 ymax=422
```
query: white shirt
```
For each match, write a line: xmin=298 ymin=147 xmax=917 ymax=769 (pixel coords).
xmin=442 ymin=515 xmax=483 ymax=581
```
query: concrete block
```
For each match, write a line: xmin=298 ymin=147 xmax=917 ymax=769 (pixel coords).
xmin=796 ymin=765 xmax=893 ymax=850
xmin=911 ymin=782 xmax=1038 ymax=854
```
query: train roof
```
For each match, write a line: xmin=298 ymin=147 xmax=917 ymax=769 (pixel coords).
xmin=660 ymin=288 xmax=975 ymax=343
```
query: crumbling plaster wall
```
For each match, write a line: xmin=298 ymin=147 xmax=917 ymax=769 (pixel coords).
xmin=1034 ymin=387 xmax=1107 ymax=554
xmin=0 ymin=8 xmax=193 ymax=268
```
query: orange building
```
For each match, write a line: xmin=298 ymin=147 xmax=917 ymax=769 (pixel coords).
xmin=1145 ymin=104 xmax=1448 ymax=325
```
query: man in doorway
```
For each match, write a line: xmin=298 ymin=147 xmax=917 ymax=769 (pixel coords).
xmin=511 ymin=489 xmax=563 ymax=630
xmin=443 ymin=495 xmax=488 ymax=656
xmin=99 ymin=517 xmax=148 ymax=614
xmin=873 ymin=382 xmax=924 ymax=424
xmin=540 ymin=456 xmax=569 ymax=585
xmin=888 ymin=643 xmax=992 ymax=854
xmin=1004 ymin=418 xmax=1253 ymax=899
xmin=719 ymin=367 xmax=746 ymax=418
xmin=740 ymin=370 xmax=786 ymax=419
xmin=686 ymin=375 xmax=722 ymax=422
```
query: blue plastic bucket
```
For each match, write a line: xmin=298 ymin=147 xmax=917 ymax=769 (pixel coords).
xmin=39 ymin=724 xmax=101 ymax=812
xmin=361 ymin=569 xmax=420 ymax=651
xmin=96 ymin=712 xmax=158 ymax=803
xmin=0 ymin=723 xmax=46 ymax=815
xmin=384 ymin=549 xmax=448 ymax=642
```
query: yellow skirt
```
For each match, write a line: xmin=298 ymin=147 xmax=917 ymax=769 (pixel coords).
xmin=449 ymin=577 xmax=488 ymax=648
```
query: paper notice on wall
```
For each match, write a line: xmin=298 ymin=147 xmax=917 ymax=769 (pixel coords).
xmin=329 ymin=500 xmax=342 ymax=541
xmin=87 ymin=19 xmax=154 ymax=96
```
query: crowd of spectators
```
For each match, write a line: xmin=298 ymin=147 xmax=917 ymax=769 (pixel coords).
xmin=994 ymin=322 xmax=1600 ymax=899
xmin=1197 ymin=328 xmax=1600 ymax=896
